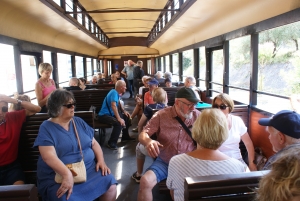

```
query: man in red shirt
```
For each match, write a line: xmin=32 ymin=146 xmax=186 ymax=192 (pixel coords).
xmin=0 ymin=94 xmax=41 ymax=185
xmin=137 ymin=88 xmax=201 ymax=201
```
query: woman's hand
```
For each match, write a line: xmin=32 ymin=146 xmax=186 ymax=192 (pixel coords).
xmin=248 ymin=162 xmax=257 ymax=171
xmin=146 ymin=140 xmax=163 ymax=158
xmin=96 ymin=161 xmax=111 ymax=176
xmin=56 ymin=173 xmax=74 ymax=200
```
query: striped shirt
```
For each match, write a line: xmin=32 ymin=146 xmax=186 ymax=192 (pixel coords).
xmin=143 ymin=106 xmax=200 ymax=163
xmin=167 ymin=153 xmax=249 ymax=201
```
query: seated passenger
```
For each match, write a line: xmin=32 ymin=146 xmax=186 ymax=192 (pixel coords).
xmin=167 ymin=109 xmax=249 ymax=201
xmin=131 ymin=88 xmax=168 ymax=183
xmin=67 ymin=77 xmax=83 ymax=90
xmin=33 ymin=89 xmax=117 ymax=200
xmin=78 ymin=77 xmax=86 ymax=85
xmin=164 ymin=71 xmax=172 ymax=80
xmin=97 ymin=72 xmax=105 ymax=84
xmin=165 ymin=78 xmax=175 ymax=87
xmin=155 ymin=71 xmax=165 ymax=84
xmin=0 ymin=94 xmax=41 ymax=185
xmin=258 ymin=110 xmax=300 ymax=170
xmin=115 ymin=71 xmax=123 ymax=81
xmin=213 ymin=93 xmax=257 ymax=171
xmin=108 ymin=73 xmax=117 ymax=85
xmin=9 ymin=93 xmax=31 ymax=111
xmin=144 ymin=78 xmax=159 ymax=106
xmin=256 ymin=145 xmax=300 ymax=201
xmin=90 ymin=75 xmax=98 ymax=84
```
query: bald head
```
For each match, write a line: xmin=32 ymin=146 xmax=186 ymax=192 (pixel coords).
xmin=69 ymin=77 xmax=79 ymax=86
xmin=115 ymin=80 xmax=126 ymax=89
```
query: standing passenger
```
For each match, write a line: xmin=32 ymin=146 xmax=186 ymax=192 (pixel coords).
xmin=0 ymin=94 xmax=41 ymax=185
xmin=137 ymin=87 xmax=200 ymax=201
xmin=133 ymin=60 xmax=145 ymax=97
xmin=35 ymin=63 xmax=56 ymax=113
xmin=121 ymin=60 xmax=135 ymax=98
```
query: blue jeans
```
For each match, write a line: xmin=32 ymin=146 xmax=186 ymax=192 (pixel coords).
xmin=127 ymin=79 xmax=134 ymax=97
xmin=146 ymin=157 xmax=168 ymax=183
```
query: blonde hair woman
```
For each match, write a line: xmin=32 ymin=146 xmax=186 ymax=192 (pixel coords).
xmin=167 ymin=109 xmax=249 ymax=201
xmin=256 ymin=146 xmax=300 ymax=201
xmin=35 ymin=63 xmax=56 ymax=113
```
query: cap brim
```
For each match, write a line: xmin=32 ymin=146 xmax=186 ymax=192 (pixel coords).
xmin=187 ymin=97 xmax=201 ymax=103
xmin=258 ymin=118 xmax=271 ymax=126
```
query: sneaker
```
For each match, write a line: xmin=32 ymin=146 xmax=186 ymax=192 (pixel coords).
xmin=107 ymin=142 xmax=117 ymax=150
xmin=132 ymin=127 xmax=138 ymax=132
xmin=131 ymin=172 xmax=141 ymax=183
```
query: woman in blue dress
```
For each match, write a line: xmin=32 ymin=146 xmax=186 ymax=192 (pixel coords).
xmin=34 ymin=89 xmax=117 ymax=201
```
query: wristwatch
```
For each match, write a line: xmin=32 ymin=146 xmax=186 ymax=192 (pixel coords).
xmin=17 ymin=99 xmax=22 ymax=107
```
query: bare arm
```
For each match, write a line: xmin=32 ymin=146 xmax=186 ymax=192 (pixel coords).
xmin=241 ymin=133 xmax=257 ymax=171
xmin=0 ymin=94 xmax=41 ymax=116
xmin=91 ymin=138 xmax=111 ymax=176
xmin=39 ymin=146 xmax=73 ymax=199
xmin=121 ymin=68 xmax=127 ymax=77
xmin=139 ymin=128 xmax=162 ymax=158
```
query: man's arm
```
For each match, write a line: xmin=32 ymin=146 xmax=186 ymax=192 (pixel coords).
xmin=111 ymin=101 xmax=125 ymax=126
xmin=0 ymin=94 xmax=41 ymax=116
xmin=121 ymin=67 xmax=127 ymax=77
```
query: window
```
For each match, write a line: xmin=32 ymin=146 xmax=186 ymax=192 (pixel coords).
xmin=53 ymin=0 xmax=61 ymax=6
xmin=0 ymin=44 xmax=17 ymax=95
xmin=21 ymin=55 xmax=38 ymax=93
xmin=86 ymin=58 xmax=92 ymax=77
xmin=108 ymin=60 xmax=112 ymax=75
xmin=147 ymin=60 xmax=151 ymax=74
xmin=211 ymin=49 xmax=223 ymax=97
xmin=182 ymin=49 xmax=194 ymax=77
xmin=65 ymin=0 xmax=73 ymax=18
xmin=57 ymin=53 xmax=71 ymax=86
xmin=75 ymin=56 xmax=83 ymax=78
xmin=199 ymin=47 xmax=206 ymax=89
xmin=165 ymin=56 xmax=170 ymax=73
xmin=229 ymin=36 xmax=251 ymax=104
xmin=161 ymin=57 xmax=164 ymax=71
xmin=257 ymin=21 xmax=300 ymax=113
xmin=172 ymin=53 xmax=179 ymax=81
xmin=77 ymin=6 xmax=83 ymax=25
xmin=43 ymin=50 xmax=52 ymax=63
xmin=85 ymin=16 xmax=89 ymax=30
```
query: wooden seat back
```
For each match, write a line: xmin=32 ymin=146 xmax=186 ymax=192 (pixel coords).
xmin=0 ymin=184 xmax=38 ymax=201
xmin=85 ymin=84 xmax=115 ymax=89
xmin=184 ymin=171 xmax=269 ymax=201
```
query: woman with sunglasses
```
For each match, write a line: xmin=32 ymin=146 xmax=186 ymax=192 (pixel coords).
xmin=33 ymin=89 xmax=117 ymax=201
xmin=212 ymin=93 xmax=257 ymax=171
xmin=0 ymin=94 xmax=41 ymax=186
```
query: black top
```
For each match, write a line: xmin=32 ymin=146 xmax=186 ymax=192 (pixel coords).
xmin=133 ymin=66 xmax=145 ymax=81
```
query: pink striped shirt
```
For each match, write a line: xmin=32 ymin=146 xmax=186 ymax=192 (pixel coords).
xmin=143 ymin=106 xmax=200 ymax=163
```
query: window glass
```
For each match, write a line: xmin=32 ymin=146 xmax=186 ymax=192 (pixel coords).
xmin=257 ymin=21 xmax=300 ymax=112
xmin=161 ymin=57 xmax=164 ymax=71
xmin=57 ymin=53 xmax=71 ymax=86
xmin=75 ymin=56 xmax=83 ymax=78
xmin=53 ymin=0 xmax=61 ymax=6
xmin=172 ymin=53 xmax=179 ymax=81
xmin=165 ymin=56 xmax=170 ymax=73
xmin=108 ymin=61 xmax=112 ymax=75
xmin=43 ymin=50 xmax=52 ymax=64
xmin=86 ymin=58 xmax=92 ymax=77
xmin=21 ymin=55 xmax=38 ymax=93
xmin=183 ymin=49 xmax=194 ymax=77
xmin=199 ymin=47 xmax=206 ymax=89
xmin=77 ymin=6 xmax=82 ymax=25
xmin=147 ymin=59 xmax=151 ymax=74
xmin=85 ymin=16 xmax=89 ymax=30
xmin=229 ymin=35 xmax=251 ymax=104
xmin=0 ymin=44 xmax=17 ymax=95
xmin=174 ymin=0 xmax=179 ymax=14
xmin=98 ymin=59 xmax=102 ymax=73
xmin=65 ymin=0 xmax=73 ymax=18
xmin=211 ymin=49 xmax=223 ymax=97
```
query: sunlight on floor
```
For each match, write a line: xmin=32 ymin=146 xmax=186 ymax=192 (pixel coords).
xmin=116 ymin=147 xmax=124 ymax=197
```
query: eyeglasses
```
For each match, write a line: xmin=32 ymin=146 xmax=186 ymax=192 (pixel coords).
xmin=62 ymin=103 xmax=76 ymax=108
xmin=212 ymin=104 xmax=228 ymax=110
xmin=178 ymin=100 xmax=197 ymax=108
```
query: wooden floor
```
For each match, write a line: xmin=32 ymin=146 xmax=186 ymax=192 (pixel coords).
xmin=94 ymin=92 xmax=173 ymax=201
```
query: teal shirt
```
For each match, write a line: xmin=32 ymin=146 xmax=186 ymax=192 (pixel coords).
xmin=99 ymin=89 xmax=119 ymax=116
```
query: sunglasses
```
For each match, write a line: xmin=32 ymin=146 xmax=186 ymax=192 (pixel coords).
xmin=62 ymin=103 xmax=76 ymax=108
xmin=212 ymin=104 xmax=228 ymax=110
xmin=1 ymin=106 xmax=8 ymax=112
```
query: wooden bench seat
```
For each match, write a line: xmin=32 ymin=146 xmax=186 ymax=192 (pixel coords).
xmin=184 ymin=170 xmax=269 ymax=201
xmin=0 ymin=184 xmax=38 ymax=201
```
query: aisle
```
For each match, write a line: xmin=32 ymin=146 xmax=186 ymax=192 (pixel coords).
xmin=95 ymin=92 xmax=172 ymax=201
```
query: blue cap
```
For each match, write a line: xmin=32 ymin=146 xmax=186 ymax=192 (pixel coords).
xmin=258 ymin=110 xmax=300 ymax=139
xmin=148 ymin=78 xmax=159 ymax=86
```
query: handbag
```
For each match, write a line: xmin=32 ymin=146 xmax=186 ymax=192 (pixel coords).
xmin=55 ymin=119 xmax=87 ymax=183
xmin=254 ymin=147 xmax=268 ymax=170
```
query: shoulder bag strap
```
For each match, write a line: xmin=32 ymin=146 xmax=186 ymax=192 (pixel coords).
xmin=174 ymin=116 xmax=196 ymax=146
xmin=71 ymin=119 xmax=84 ymax=160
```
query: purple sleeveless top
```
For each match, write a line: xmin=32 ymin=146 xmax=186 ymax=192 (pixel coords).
xmin=38 ymin=79 xmax=56 ymax=98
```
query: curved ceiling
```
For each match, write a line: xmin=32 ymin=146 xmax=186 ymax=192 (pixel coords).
xmin=0 ymin=0 xmax=299 ymax=58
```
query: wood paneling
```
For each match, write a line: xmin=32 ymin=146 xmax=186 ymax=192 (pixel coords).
xmin=249 ymin=110 xmax=275 ymax=159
